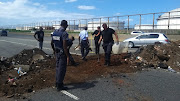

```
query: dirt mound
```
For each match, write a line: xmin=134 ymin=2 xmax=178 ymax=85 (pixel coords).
xmin=1 ymin=40 xmax=179 ymax=98
xmin=131 ymin=41 xmax=180 ymax=71
xmin=0 ymin=48 xmax=140 ymax=98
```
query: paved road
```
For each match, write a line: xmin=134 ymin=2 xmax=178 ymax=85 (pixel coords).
xmin=0 ymin=33 xmax=180 ymax=101
xmin=0 ymin=33 xmax=137 ymax=57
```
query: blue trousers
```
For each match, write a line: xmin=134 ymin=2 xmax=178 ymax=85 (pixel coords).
xmin=81 ymin=40 xmax=89 ymax=58
xmin=55 ymin=52 xmax=67 ymax=85
xmin=39 ymin=41 xmax=43 ymax=50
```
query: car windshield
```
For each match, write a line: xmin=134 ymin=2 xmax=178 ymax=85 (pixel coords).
xmin=163 ymin=34 xmax=168 ymax=38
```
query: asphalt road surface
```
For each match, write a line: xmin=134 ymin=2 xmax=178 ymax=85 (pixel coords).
xmin=0 ymin=33 xmax=180 ymax=101
xmin=0 ymin=33 xmax=137 ymax=57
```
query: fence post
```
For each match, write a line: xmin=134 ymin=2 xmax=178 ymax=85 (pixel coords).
xmin=100 ymin=18 xmax=101 ymax=29
xmin=139 ymin=15 xmax=141 ymax=30
xmin=128 ymin=16 xmax=130 ymax=33
xmin=79 ymin=20 xmax=81 ymax=30
xmin=168 ymin=12 xmax=170 ymax=29
xmin=153 ymin=13 xmax=155 ymax=31
xmin=68 ymin=20 xmax=70 ymax=31
xmin=108 ymin=17 xmax=110 ymax=27
xmin=74 ymin=20 xmax=75 ymax=30
xmin=117 ymin=16 xmax=119 ymax=32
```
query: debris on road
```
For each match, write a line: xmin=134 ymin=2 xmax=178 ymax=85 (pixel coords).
xmin=0 ymin=40 xmax=180 ymax=98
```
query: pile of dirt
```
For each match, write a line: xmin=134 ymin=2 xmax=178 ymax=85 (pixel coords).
xmin=0 ymin=48 xmax=140 ymax=98
xmin=130 ymin=41 xmax=180 ymax=71
xmin=1 ymin=40 xmax=179 ymax=98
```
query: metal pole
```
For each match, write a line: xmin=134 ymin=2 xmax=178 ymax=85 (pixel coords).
xmin=100 ymin=18 xmax=101 ymax=29
xmin=79 ymin=20 xmax=81 ymax=30
xmin=168 ymin=12 xmax=170 ymax=29
xmin=128 ymin=16 xmax=130 ymax=33
xmin=86 ymin=19 xmax=88 ymax=29
xmin=68 ymin=20 xmax=70 ymax=31
xmin=117 ymin=16 xmax=119 ymax=30
xmin=74 ymin=20 xmax=75 ymax=30
xmin=153 ymin=13 xmax=155 ymax=31
xmin=139 ymin=15 xmax=141 ymax=30
xmin=108 ymin=17 xmax=110 ymax=27
xmin=92 ymin=19 xmax=94 ymax=30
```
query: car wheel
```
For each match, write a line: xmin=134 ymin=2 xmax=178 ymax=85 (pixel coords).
xmin=128 ymin=41 xmax=134 ymax=48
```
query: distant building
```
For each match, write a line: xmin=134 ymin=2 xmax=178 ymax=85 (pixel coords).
xmin=157 ymin=8 xmax=180 ymax=29
xmin=88 ymin=21 xmax=125 ymax=31
xmin=134 ymin=8 xmax=180 ymax=30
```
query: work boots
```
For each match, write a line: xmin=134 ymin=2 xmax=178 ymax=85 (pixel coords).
xmin=104 ymin=60 xmax=110 ymax=66
xmin=56 ymin=83 xmax=68 ymax=91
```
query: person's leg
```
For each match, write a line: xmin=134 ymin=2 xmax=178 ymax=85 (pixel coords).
xmin=84 ymin=41 xmax=89 ymax=59
xmin=95 ymin=40 xmax=98 ymax=54
xmin=81 ymin=41 xmax=85 ymax=58
xmin=103 ymin=43 xmax=108 ymax=65
xmin=56 ymin=53 xmax=67 ymax=90
xmin=106 ymin=42 xmax=113 ymax=66
xmin=39 ymin=41 xmax=43 ymax=50
xmin=69 ymin=53 xmax=76 ymax=64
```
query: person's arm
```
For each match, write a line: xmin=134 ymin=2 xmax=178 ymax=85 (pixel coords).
xmin=63 ymin=40 xmax=69 ymax=65
xmin=98 ymin=35 xmax=102 ymax=44
xmin=78 ymin=36 xmax=80 ymax=44
xmin=92 ymin=30 xmax=96 ymax=35
xmin=34 ymin=32 xmax=38 ymax=41
xmin=114 ymin=32 xmax=119 ymax=42
xmin=51 ymin=40 xmax=55 ymax=55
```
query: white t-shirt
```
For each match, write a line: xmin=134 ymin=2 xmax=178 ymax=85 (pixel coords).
xmin=79 ymin=30 xmax=88 ymax=40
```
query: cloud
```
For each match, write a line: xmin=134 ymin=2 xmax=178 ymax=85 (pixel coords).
xmin=47 ymin=2 xmax=58 ymax=5
xmin=115 ymin=13 xmax=121 ymax=16
xmin=65 ymin=0 xmax=77 ymax=3
xmin=33 ymin=3 xmax=40 ymax=6
xmin=0 ymin=0 xmax=94 ymax=26
xmin=78 ymin=5 xmax=96 ymax=10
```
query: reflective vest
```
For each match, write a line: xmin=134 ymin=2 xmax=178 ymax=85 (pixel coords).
xmin=52 ymin=29 xmax=64 ymax=49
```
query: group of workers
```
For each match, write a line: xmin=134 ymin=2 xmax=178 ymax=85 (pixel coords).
xmin=34 ymin=20 xmax=119 ymax=91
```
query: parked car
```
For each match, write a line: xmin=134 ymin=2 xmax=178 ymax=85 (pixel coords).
xmin=123 ymin=33 xmax=169 ymax=48
xmin=131 ymin=31 xmax=144 ymax=35
xmin=0 ymin=30 xmax=7 ymax=36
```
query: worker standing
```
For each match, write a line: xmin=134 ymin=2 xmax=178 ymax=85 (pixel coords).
xmin=98 ymin=23 xmax=119 ymax=66
xmin=79 ymin=26 xmax=89 ymax=61
xmin=92 ymin=26 xmax=102 ymax=61
xmin=51 ymin=20 xmax=69 ymax=91
xmin=34 ymin=27 xmax=44 ymax=50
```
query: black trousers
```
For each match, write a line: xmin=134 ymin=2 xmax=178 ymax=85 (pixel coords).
xmin=81 ymin=40 xmax=89 ymax=58
xmin=95 ymin=40 xmax=100 ymax=54
xmin=103 ymin=41 xmax=114 ymax=63
xmin=55 ymin=52 xmax=67 ymax=86
xmin=69 ymin=53 xmax=75 ymax=64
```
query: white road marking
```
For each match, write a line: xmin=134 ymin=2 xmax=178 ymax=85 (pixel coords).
xmin=1 ymin=37 xmax=50 ymax=43
xmin=61 ymin=90 xmax=80 ymax=100
xmin=0 ymin=40 xmax=52 ymax=50
xmin=0 ymin=40 xmax=82 ymax=55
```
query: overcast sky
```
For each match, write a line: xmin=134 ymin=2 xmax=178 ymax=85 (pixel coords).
xmin=0 ymin=0 xmax=179 ymax=26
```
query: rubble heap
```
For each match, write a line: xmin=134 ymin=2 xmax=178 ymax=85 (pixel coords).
xmin=130 ymin=41 xmax=180 ymax=71
xmin=0 ymin=48 xmax=138 ymax=98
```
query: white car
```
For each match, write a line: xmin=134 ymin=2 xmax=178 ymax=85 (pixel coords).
xmin=123 ymin=33 xmax=169 ymax=48
xmin=131 ymin=31 xmax=144 ymax=35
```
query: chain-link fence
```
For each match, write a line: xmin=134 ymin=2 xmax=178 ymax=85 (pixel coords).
xmin=1 ymin=10 xmax=180 ymax=34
